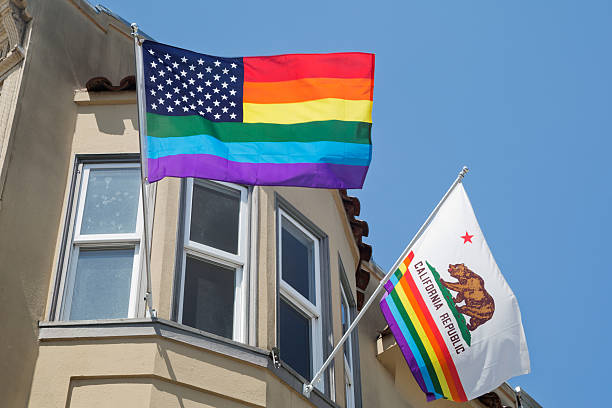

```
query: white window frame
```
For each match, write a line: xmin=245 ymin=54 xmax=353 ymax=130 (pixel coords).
xmin=341 ymin=284 xmax=356 ymax=408
xmin=177 ymin=178 xmax=249 ymax=342
xmin=278 ymin=208 xmax=324 ymax=389
xmin=58 ymin=162 xmax=144 ymax=321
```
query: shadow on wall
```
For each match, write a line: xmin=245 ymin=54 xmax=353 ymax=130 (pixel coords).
xmin=154 ymin=332 xmax=187 ymax=408
xmin=0 ymin=274 xmax=39 ymax=407
xmin=78 ymin=104 xmax=139 ymax=138
xmin=83 ymin=75 xmax=139 ymax=137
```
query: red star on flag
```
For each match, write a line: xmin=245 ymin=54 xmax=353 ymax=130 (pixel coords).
xmin=461 ymin=232 xmax=474 ymax=244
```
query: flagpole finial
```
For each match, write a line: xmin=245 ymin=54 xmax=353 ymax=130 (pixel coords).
xmin=459 ymin=166 xmax=469 ymax=179
xmin=130 ymin=23 xmax=139 ymax=36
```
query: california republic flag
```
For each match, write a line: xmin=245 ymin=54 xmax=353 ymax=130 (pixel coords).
xmin=379 ymin=182 xmax=530 ymax=402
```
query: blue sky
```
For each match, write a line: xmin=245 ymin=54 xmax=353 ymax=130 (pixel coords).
xmin=98 ymin=1 xmax=611 ymax=406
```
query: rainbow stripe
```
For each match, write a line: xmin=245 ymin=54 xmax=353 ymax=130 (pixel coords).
xmin=380 ymin=251 xmax=468 ymax=402
xmin=141 ymin=40 xmax=374 ymax=188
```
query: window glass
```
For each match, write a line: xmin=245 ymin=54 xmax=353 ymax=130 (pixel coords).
xmin=340 ymin=278 xmax=356 ymax=408
xmin=281 ymin=219 xmax=315 ymax=303
xmin=345 ymin=379 xmax=354 ymax=408
xmin=179 ymin=179 xmax=248 ymax=342
xmin=182 ymin=256 xmax=236 ymax=338
xmin=190 ymin=181 xmax=240 ymax=254
xmin=80 ymin=168 xmax=140 ymax=235
xmin=342 ymin=297 xmax=351 ymax=364
xmin=279 ymin=298 xmax=312 ymax=379
xmin=69 ymin=248 xmax=134 ymax=320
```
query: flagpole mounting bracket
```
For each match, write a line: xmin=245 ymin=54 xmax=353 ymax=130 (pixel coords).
xmin=130 ymin=23 xmax=143 ymax=45
xmin=302 ymin=383 xmax=313 ymax=398
xmin=145 ymin=292 xmax=157 ymax=318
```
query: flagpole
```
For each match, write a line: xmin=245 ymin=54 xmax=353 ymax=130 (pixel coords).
xmin=303 ymin=166 xmax=469 ymax=397
xmin=131 ymin=23 xmax=156 ymax=318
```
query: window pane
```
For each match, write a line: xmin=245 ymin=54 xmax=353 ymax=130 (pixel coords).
xmin=281 ymin=219 xmax=315 ymax=303
xmin=182 ymin=256 xmax=235 ymax=338
xmin=279 ymin=298 xmax=311 ymax=379
xmin=69 ymin=248 xmax=134 ymax=320
xmin=80 ymin=168 xmax=140 ymax=235
xmin=342 ymin=297 xmax=351 ymax=364
xmin=345 ymin=382 xmax=354 ymax=408
xmin=190 ymin=181 xmax=241 ymax=254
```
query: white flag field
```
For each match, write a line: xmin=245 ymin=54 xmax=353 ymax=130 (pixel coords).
xmin=379 ymin=182 xmax=530 ymax=402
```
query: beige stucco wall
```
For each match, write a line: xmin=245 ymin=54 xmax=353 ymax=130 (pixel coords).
xmin=29 ymin=336 xmax=324 ymax=408
xmin=149 ymin=175 xmax=182 ymax=320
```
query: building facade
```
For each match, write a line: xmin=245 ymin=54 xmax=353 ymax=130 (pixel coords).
xmin=0 ymin=1 xmax=539 ymax=407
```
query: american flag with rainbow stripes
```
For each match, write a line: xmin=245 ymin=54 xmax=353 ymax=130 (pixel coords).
xmin=141 ymin=40 xmax=374 ymax=188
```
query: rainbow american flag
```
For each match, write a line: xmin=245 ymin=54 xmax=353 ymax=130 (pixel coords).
xmin=380 ymin=251 xmax=469 ymax=402
xmin=141 ymin=40 xmax=374 ymax=188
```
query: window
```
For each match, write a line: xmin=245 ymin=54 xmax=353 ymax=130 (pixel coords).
xmin=58 ymin=162 xmax=144 ymax=320
xmin=177 ymin=178 xmax=249 ymax=341
xmin=278 ymin=208 xmax=323 ymax=385
xmin=341 ymin=282 xmax=356 ymax=408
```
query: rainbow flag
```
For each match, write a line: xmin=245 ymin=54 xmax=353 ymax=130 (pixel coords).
xmin=140 ymin=40 xmax=374 ymax=188
xmin=380 ymin=251 xmax=468 ymax=402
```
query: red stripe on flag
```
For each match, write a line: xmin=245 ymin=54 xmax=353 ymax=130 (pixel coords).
xmin=243 ymin=53 xmax=375 ymax=82
xmin=406 ymin=251 xmax=415 ymax=265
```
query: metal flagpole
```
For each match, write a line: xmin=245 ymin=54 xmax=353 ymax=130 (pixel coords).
xmin=303 ymin=166 xmax=470 ymax=397
xmin=131 ymin=23 xmax=156 ymax=318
